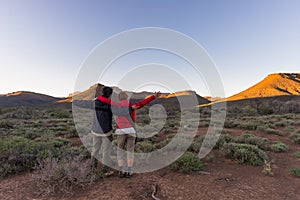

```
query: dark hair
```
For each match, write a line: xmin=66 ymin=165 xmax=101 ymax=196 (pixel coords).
xmin=102 ymin=87 xmax=113 ymax=98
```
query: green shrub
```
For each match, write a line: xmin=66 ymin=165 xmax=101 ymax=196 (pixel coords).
xmin=257 ymin=125 xmax=269 ymax=132
xmin=161 ymin=127 xmax=175 ymax=134
xmin=224 ymin=119 xmax=239 ymax=128
xmin=52 ymin=138 xmax=71 ymax=148
xmin=288 ymin=167 xmax=300 ymax=177
xmin=215 ymin=134 xmax=235 ymax=149
xmin=268 ymin=124 xmax=277 ymax=129
xmin=0 ymin=120 xmax=14 ymax=129
xmin=55 ymin=110 xmax=71 ymax=119
xmin=274 ymin=121 xmax=287 ymax=127
xmin=236 ymin=133 xmax=269 ymax=150
xmin=237 ymin=122 xmax=257 ymax=130
xmin=258 ymin=105 xmax=273 ymax=115
xmin=188 ymin=137 xmax=204 ymax=153
xmin=271 ymin=142 xmax=288 ymax=152
xmin=290 ymin=133 xmax=300 ymax=144
xmin=136 ymin=140 xmax=156 ymax=153
xmin=171 ymin=152 xmax=203 ymax=173
xmin=265 ymin=128 xmax=283 ymax=136
xmin=242 ymin=106 xmax=257 ymax=115
xmin=292 ymin=152 xmax=300 ymax=158
xmin=0 ymin=107 xmax=15 ymax=115
xmin=148 ymin=135 xmax=159 ymax=143
xmin=204 ymin=153 xmax=215 ymax=162
xmin=155 ymin=138 xmax=172 ymax=149
xmin=24 ymin=131 xmax=41 ymax=140
xmin=0 ymin=137 xmax=49 ymax=177
xmin=67 ymin=129 xmax=78 ymax=138
xmin=0 ymin=136 xmax=75 ymax=177
xmin=284 ymin=127 xmax=293 ymax=133
xmin=221 ymin=143 xmax=268 ymax=166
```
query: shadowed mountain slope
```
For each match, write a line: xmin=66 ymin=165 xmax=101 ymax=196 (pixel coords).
xmin=0 ymin=91 xmax=62 ymax=107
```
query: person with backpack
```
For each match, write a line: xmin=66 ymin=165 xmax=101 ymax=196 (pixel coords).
xmin=97 ymin=91 xmax=161 ymax=177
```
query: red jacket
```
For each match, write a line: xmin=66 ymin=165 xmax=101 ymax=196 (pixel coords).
xmin=97 ymin=95 xmax=155 ymax=129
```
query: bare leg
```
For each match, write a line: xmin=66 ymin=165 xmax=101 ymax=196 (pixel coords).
xmin=117 ymin=135 xmax=126 ymax=177
xmin=126 ymin=135 xmax=136 ymax=175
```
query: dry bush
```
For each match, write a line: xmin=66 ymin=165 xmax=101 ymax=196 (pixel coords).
xmin=34 ymin=155 xmax=101 ymax=196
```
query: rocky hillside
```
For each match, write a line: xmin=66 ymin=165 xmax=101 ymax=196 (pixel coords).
xmin=227 ymin=73 xmax=300 ymax=101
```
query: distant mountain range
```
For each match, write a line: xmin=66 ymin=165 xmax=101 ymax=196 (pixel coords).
xmin=0 ymin=73 xmax=299 ymax=108
xmin=0 ymin=91 xmax=62 ymax=107
xmin=68 ymin=83 xmax=210 ymax=108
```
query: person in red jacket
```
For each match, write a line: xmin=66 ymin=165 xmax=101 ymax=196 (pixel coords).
xmin=97 ymin=91 xmax=161 ymax=177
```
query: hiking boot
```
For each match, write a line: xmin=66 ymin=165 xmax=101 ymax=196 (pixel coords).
xmin=101 ymin=166 xmax=109 ymax=173
xmin=119 ymin=171 xmax=126 ymax=178
xmin=124 ymin=172 xmax=133 ymax=178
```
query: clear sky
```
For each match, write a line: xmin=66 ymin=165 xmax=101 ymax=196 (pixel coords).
xmin=0 ymin=0 xmax=299 ymax=97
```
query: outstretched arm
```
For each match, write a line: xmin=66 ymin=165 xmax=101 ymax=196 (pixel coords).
xmin=133 ymin=92 xmax=161 ymax=108
xmin=97 ymin=96 xmax=120 ymax=107
xmin=72 ymin=100 xmax=94 ymax=109
xmin=73 ymin=99 xmax=133 ymax=116
xmin=96 ymin=96 xmax=134 ymax=116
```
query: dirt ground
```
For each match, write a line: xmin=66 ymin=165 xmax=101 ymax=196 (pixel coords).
xmin=1 ymin=128 xmax=300 ymax=200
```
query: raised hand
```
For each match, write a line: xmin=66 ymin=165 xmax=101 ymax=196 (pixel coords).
xmin=131 ymin=105 xmax=140 ymax=110
xmin=153 ymin=91 xmax=161 ymax=98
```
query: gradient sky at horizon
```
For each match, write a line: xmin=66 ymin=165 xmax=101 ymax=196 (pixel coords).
xmin=0 ymin=0 xmax=299 ymax=97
